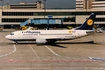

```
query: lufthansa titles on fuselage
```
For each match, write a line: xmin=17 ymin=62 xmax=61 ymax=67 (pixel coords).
xmin=23 ymin=31 xmax=40 ymax=35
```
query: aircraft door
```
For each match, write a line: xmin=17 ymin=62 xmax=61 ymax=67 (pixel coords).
xmin=18 ymin=33 xmax=22 ymax=39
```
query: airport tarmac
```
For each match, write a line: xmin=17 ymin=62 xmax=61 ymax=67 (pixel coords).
xmin=0 ymin=30 xmax=105 ymax=70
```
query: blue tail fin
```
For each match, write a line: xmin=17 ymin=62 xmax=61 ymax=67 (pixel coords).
xmin=75 ymin=13 xmax=96 ymax=30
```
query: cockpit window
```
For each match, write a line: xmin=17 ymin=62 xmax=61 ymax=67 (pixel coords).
xmin=10 ymin=33 xmax=14 ymax=35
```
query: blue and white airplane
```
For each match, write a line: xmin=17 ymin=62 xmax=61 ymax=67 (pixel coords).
xmin=5 ymin=13 xmax=96 ymax=44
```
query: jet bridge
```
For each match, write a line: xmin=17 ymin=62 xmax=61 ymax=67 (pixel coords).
xmin=20 ymin=18 xmax=63 ymax=30
xmin=20 ymin=18 xmax=63 ymax=26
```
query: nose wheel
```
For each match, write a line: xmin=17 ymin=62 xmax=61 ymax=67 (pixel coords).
xmin=13 ymin=41 xmax=18 ymax=44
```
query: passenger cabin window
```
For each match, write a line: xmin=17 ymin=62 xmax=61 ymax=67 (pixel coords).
xmin=10 ymin=33 xmax=14 ymax=35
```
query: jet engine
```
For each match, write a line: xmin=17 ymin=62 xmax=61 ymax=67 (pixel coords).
xmin=36 ymin=39 xmax=47 ymax=44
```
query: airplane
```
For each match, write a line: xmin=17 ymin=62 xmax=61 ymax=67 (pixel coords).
xmin=89 ymin=57 xmax=105 ymax=61
xmin=5 ymin=13 xmax=96 ymax=44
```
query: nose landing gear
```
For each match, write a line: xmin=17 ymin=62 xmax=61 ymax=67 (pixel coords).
xmin=13 ymin=41 xmax=18 ymax=44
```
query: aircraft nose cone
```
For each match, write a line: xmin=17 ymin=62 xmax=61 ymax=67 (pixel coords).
xmin=5 ymin=35 xmax=9 ymax=39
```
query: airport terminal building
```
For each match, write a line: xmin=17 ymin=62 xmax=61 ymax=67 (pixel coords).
xmin=0 ymin=0 xmax=105 ymax=28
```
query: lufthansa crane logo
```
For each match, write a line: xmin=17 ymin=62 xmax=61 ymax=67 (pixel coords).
xmin=87 ymin=19 xmax=93 ymax=26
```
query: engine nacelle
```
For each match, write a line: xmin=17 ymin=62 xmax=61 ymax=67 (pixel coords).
xmin=36 ymin=39 xmax=47 ymax=44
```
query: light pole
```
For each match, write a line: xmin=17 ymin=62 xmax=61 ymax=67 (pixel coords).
xmin=6 ymin=1 xmax=9 ymax=9
xmin=86 ymin=0 xmax=88 ymax=12
xmin=79 ymin=1 xmax=80 ymax=9
xmin=0 ymin=0 xmax=3 ymax=13
xmin=43 ymin=0 xmax=47 ymax=18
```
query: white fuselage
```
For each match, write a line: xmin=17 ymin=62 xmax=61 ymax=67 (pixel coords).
xmin=5 ymin=29 xmax=92 ymax=43
xmin=6 ymin=30 xmax=87 ymax=40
